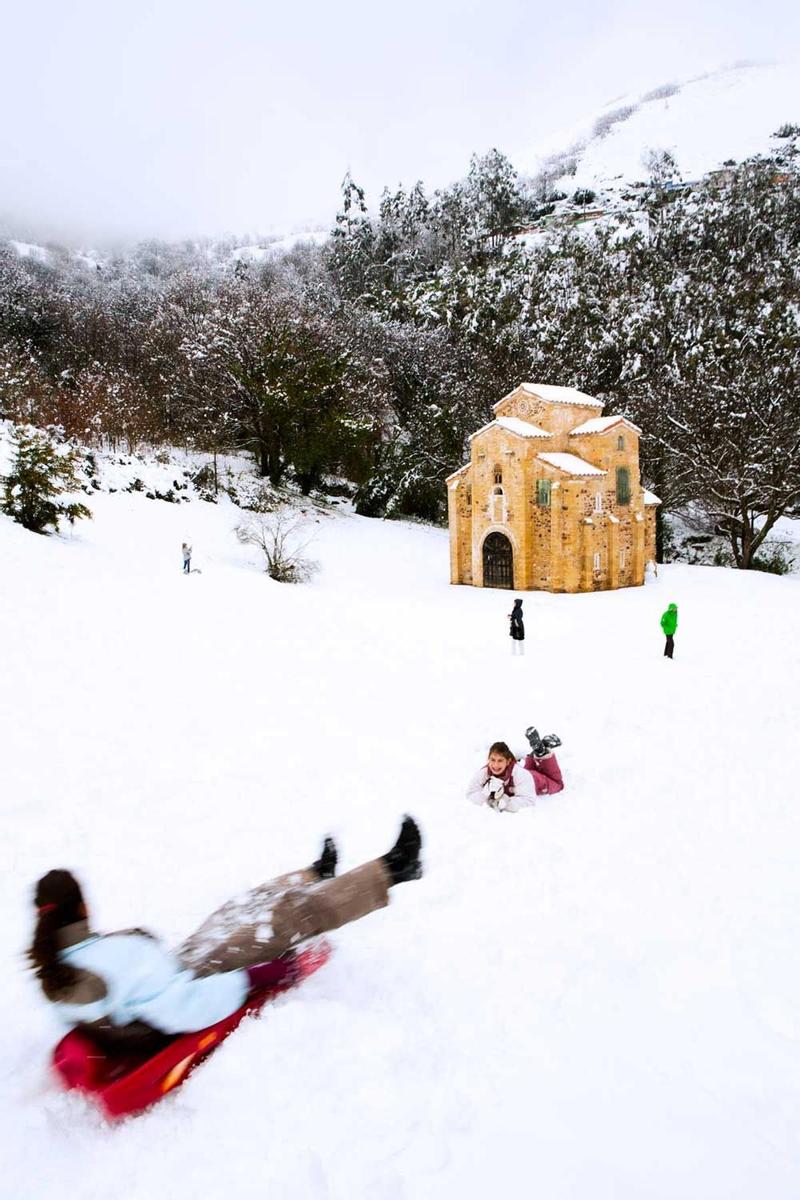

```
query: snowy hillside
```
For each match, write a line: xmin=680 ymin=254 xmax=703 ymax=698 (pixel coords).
xmin=524 ymin=59 xmax=800 ymax=195
xmin=3 ymin=442 xmax=800 ymax=1199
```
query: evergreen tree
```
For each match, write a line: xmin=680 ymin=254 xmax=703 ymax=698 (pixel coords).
xmin=1 ymin=426 xmax=92 ymax=534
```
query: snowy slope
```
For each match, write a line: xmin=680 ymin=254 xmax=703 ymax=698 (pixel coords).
xmin=2 ymin=453 xmax=800 ymax=1199
xmin=525 ymin=60 xmax=800 ymax=193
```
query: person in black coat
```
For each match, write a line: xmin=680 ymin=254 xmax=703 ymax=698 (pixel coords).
xmin=509 ymin=598 xmax=525 ymax=655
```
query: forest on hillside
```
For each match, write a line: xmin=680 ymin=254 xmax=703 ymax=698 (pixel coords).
xmin=1 ymin=131 xmax=799 ymax=569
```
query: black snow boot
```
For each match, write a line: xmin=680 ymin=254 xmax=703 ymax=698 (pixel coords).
xmin=313 ymin=836 xmax=338 ymax=880
xmin=526 ymin=726 xmax=546 ymax=757
xmin=382 ymin=816 xmax=423 ymax=885
xmin=542 ymin=733 xmax=562 ymax=751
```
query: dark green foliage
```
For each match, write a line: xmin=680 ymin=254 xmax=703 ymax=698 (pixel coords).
xmin=751 ymin=545 xmax=796 ymax=574
xmin=1 ymin=427 xmax=92 ymax=534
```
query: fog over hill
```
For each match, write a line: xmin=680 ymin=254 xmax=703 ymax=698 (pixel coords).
xmin=523 ymin=59 xmax=799 ymax=197
xmin=3 ymin=59 xmax=798 ymax=265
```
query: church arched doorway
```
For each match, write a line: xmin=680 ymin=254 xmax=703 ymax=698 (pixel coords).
xmin=483 ymin=532 xmax=513 ymax=589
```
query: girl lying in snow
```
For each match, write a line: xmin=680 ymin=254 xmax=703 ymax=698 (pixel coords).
xmin=29 ymin=818 xmax=422 ymax=1051
xmin=467 ymin=729 xmax=564 ymax=812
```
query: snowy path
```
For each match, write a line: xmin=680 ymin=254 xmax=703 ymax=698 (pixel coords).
xmin=2 ymin=487 xmax=799 ymax=1199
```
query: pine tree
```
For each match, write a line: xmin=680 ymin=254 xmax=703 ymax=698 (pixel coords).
xmin=1 ymin=426 xmax=92 ymax=534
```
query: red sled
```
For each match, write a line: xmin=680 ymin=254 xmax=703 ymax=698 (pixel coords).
xmin=52 ymin=939 xmax=332 ymax=1120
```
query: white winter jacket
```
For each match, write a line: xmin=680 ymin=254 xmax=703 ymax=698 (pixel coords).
xmin=466 ymin=762 xmax=536 ymax=812
xmin=55 ymin=929 xmax=248 ymax=1034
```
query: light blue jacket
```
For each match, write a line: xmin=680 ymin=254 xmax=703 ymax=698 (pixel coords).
xmin=56 ymin=930 xmax=248 ymax=1035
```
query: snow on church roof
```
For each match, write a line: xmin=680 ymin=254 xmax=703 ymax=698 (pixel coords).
xmin=569 ymin=415 xmax=642 ymax=436
xmin=445 ymin=463 xmax=471 ymax=484
xmin=537 ymin=452 xmax=607 ymax=477
xmin=643 ymin=489 xmax=662 ymax=505
xmin=493 ymin=383 xmax=604 ymax=411
xmin=495 ymin=416 xmax=550 ymax=438
xmin=469 ymin=417 xmax=550 ymax=441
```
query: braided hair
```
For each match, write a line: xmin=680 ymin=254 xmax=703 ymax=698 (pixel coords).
xmin=28 ymin=870 xmax=85 ymax=998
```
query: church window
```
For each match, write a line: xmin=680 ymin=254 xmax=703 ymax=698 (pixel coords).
xmin=494 ymin=466 xmax=503 ymax=485
xmin=616 ymin=467 xmax=631 ymax=505
xmin=536 ymin=479 xmax=551 ymax=507
xmin=617 ymin=435 xmax=625 ymax=450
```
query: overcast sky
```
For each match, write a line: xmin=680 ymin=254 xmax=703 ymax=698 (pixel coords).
xmin=1 ymin=0 xmax=798 ymax=245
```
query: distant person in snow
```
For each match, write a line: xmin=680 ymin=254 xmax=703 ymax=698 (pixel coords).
xmin=182 ymin=542 xmax=192 ymax=574
xmin=29 ymin=818 xmax=422 ymax=1051
xmin=509 ymin=598 xmax=525 ymax=655
xmin=467 ymin=729 xmax=563 ymax=812
xmin=660 ymin=602 xmax=678 ymax=659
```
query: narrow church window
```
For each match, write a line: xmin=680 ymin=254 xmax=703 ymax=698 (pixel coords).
xmin=594 ymin=492 xmax=603 ymax=513
xmin=466 ymin=486 xmax=472 ymax=505
xmin=617 ymin=435 xmax=625 ymax=451
xmin=593 ymin=552 xmax=601 ymax=571
xmin=494 ymin=467 xmax=503 ymax=485
xmin=619 ymin=549 xmax=626 ymax=568
xmin=536 ymin=479 xmax=551 ymax=507
xmin=616 ymin=467 xmax=631 ymax=505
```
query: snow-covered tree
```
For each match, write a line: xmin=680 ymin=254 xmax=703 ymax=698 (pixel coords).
xmin=1 ymin=426 xmax=92 ymax=534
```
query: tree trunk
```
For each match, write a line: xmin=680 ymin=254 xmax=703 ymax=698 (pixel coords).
xmin=655 ymin=504 xmax=666 ymax=564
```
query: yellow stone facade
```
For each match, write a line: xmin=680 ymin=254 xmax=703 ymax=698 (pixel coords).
xmin=446 ymin=383 xmax=660 ymax=592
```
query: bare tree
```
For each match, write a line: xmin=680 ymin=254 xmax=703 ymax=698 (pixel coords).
xmin=235 ymin=509 xmax=320 ymax=583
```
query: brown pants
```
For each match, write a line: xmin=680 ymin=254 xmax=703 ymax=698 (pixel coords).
xmin=175 ymin=860 xmax=391 ymax=977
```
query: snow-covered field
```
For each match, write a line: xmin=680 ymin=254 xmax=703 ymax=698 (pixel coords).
xmin=2 ymin=458 xmax=800 ymax=1199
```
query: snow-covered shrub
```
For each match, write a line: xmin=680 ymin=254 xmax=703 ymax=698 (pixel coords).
xmin=235 ymin=510 xmax=319 ymax=583
xmin=191 ymin=464 xmax=218 ymax=502
xmin=225 ymin=473 xmax=278 ymax=513
xmin=751 ymin=543 xmax=796 ymax=575
xmin=1 ymin=426 xmax=92 ymax=534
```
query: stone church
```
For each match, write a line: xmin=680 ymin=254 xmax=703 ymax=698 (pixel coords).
xmin=446 ymin=383 xmax=660 ymax=592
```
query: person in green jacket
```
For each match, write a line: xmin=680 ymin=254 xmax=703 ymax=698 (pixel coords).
xmin=660 ymin=602 xmax=678 ymax=658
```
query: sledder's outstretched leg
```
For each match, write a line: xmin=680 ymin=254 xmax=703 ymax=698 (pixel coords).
xmin=176 ymin=819 xmax=422 ymax=977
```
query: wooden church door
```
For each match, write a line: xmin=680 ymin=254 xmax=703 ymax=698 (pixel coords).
xmin=483 ymin=532 xmax=513 ymax=588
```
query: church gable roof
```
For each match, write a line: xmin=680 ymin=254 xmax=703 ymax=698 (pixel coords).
xmin=495 ymin=416 xmax=551 ymax=439
xmin=494 ymin=383 xmax=603 ymax=412
xmin=569 ymin=415 xmax=642 ymax=436
xmin=445 ymin=463 xmax=471 ymax=484
xmin=537 ymin=452 xmax=607 ymax=477
xmin=469 ymin=417 xmax=550 ymax=442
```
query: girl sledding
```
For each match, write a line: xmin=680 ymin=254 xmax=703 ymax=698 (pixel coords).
xmin=31 ymin=818 xmax=422 ymax=1067
xmin=467 ymin=727 xmax=564 ymax=812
